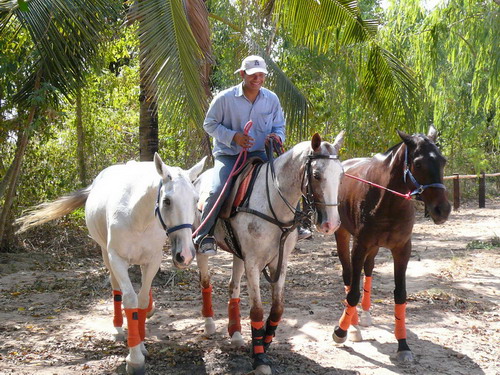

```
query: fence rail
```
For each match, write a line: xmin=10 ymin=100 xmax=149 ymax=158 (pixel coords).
xmin=443 ymin=172 xmax=500 ymax=210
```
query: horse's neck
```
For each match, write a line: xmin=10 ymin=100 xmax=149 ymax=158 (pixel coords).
xmin=129 ymin=178 xmax=159 ymax=225
xmin=253 ymin=148 xmax=306 ymax=222
xmin=378 ymin=143 xmax=407 ymax=189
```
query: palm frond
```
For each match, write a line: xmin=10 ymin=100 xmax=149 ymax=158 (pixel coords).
xmin=8 ymin=0 xmax=120 ymax=107
xmin=135 ymin=0 xmax=208 ymax=128
xmin=360 ymin=44 xmax=422 ymax=130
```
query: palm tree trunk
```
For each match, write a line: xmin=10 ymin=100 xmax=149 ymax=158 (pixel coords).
xmin=75 ymin=87 xmax=87 ymax=186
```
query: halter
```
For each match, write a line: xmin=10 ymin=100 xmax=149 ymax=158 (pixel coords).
xmin=154 ymin=180 xmax=193 ymax=235
xmin=403 ymin=147 xmax=446 ymax=196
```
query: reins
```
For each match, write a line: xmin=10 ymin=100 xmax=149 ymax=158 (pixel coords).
xmin=345 ymin=143 xmax=446 ymax=200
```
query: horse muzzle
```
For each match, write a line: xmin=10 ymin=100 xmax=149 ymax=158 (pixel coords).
xmin=171 ymin=236 xmax=196 ymax=269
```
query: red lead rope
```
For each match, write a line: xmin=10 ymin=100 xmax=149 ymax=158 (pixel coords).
xmin=192 ymin=120 xmax=254 ymax=238
xmin=344 ymin=173 xmax=412 ymax=200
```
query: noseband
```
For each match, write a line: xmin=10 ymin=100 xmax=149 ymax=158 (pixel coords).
xmin=403 ymin=147 xmax=446 ymax=197
xmin=154 ymin=180 xmax=193 ymax=235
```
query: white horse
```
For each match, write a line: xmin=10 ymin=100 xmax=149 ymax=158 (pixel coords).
xmin=16 ymin=153 xmax=206 ymax=375
xmin=195 ymin=133 xmax=344 ymax=375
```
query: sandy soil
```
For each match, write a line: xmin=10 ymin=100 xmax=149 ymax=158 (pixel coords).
xmin=0 ymin=200 xmax=499 ymax=375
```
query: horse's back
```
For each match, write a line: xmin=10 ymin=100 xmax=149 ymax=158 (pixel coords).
xmin=85 ymin=161 xmax=160 ymax=247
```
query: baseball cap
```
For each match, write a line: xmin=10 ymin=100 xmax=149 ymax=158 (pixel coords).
xmin=234 ymin=55 xmax=268 ymax=75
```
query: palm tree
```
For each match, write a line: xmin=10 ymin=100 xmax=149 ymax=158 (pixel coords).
xmin=0 ymin=0 xmax=420 ymax=246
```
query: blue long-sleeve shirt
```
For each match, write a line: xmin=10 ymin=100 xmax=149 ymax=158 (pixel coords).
xmin=203 ymin=82 xmax=286 ymax=157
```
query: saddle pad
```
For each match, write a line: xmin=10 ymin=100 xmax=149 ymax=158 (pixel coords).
xmin=219 ymin=157 xmax=263 ymax=219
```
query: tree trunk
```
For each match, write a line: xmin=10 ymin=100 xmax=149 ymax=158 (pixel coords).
xmin=75 ymin=87 xmax=87 ymax=186
xmin=138 ymin=39 xmax=158 ymax=162
xmin=0 ymin=125 xmax=31 ymax=249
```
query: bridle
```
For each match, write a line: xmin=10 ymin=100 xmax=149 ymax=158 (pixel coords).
xmin=403 ymin=146 xmax=446 ymax=197
xmin=154 ymin=180 xmax=193 ymax=235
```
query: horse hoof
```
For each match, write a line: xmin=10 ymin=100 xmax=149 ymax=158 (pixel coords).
xmin=140 ymin=342 xmax=149 ymax=357
xmin=231 ymin=331 xmax=245 ymax=347
xmin=396 ymin=350 xmax=414 ymax=362
xmin=332 ymin=326 xmax=347 ymax=344
xmin=359 ymin=310 xmax=372 ymax=327
xmin=204 ymin=317 xmax=216 ymax=336
xmin=113 ymin=327 xmax=126 ymax=342
xmin=250 ymin=365 xmax=272 ymax=375
xmin=126 ymin=362 xmax=146 ymax=375
xmin=348 ymin=325 xmax=363 ymax=342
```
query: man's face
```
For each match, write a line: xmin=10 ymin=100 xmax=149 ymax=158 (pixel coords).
xmin=241 ymin=72 xmax=266 ymax=91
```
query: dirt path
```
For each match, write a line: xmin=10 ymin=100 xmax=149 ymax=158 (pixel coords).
xmin=1 ymin=200 xmax=499 ymax=375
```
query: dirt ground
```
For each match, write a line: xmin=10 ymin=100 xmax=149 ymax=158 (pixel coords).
xmin=1 ymin=199 xmax=499 ymax=375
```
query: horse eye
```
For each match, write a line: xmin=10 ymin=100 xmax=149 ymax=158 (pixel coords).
xmin=414 ymin=161 xmax=422 ymax=169
xmin=163 ymin=198 xmax=171 ymax=206
xmin=313 ymin=171 xmax=321 ymax=180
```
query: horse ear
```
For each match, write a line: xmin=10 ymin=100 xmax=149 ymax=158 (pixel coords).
xmin=187 ymin=156 xmax=208 ymax=182
xmin=311 ymin=133 xmax=322 ymax=152
xmin=154 ymin=152 xmax=172 ymax=181
xmin=397 ymin=129 xmax=413 ymax=146
xmin=332 ymin=130 xmax=345 ymax=155
xmin=427 ymin=125 xmax=437 ymax=142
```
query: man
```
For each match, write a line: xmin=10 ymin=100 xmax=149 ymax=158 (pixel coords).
xmin=195 ymin=55 xmax=310 ymax=255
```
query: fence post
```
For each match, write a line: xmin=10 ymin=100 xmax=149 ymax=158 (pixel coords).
xmin=478 ymin=171 xmax=485 ymax=208
xmin=453 ymin=174 xmax=460 ymax=211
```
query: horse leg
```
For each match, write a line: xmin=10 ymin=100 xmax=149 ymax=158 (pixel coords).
xmin=101 ymin=246 xmax=126 ymax=341
xmin=246 ymin=266 xmax=272 ymax=375
xmin=138 ymin=261 xmax=161 ymax=357
xmin=197 ymin=253 xmax=216 ymax=335
xmin=263 ymin=262 xmax=287 ymax=352
xmin=360 ymin=250 xmax=378 ymax=327
xmin=228 ymin=256 xmax=245 ymax=347
xmin=107 ymin=249 xmax=145 ymax=375
xmin=333 ymin=239 xmax=366 ymax=344
xmin=391 ymin=241 xmax=414 ymax=362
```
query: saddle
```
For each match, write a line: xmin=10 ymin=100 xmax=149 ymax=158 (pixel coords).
xmin=218 ymin=157 xmax=264 ymax=219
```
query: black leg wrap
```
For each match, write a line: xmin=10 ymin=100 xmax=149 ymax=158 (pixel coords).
xmin=334 ymin=325 xmax=347 ymax=338
xmin=397 ymin=338 xmax=411 ymax=352
xmin=253 ymin=353 xmax=272 ymax=370
xmin=251 ymin=326 xmax=266 ymax=357
xmin=263 ymin=319 xmax=278 ymax=351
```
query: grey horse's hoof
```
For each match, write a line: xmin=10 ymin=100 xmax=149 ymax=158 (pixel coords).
xmin=126 ymin=362 xmax=146 ymax=375
xmin=332 ymin=331 xmax=347 ymax=344
xmin=396 ymin=350 xmax=414 ymax=362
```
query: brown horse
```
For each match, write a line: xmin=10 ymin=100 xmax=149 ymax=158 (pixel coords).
xmin=332 ymin=126 xmax=451 ymax=362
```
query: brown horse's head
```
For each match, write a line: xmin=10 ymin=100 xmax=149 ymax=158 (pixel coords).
xmin=397 ymin=126 xmax=451 ymax=224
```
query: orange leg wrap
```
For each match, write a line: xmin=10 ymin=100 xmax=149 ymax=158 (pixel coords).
xmin=351 ymin=307 xmax=359 ymax=326
xmin=124 ymin=308 xmax=141 ymax=348
xmin=394 ymin=303 xmax=407 ymax=340
xmin=251 ymin=321 xmax=265 ymax=355
xmin=202 ymin=285 xmax=214 ymax=317
xmin=228 ymin=298 xmax=241 ymax=336
xmin=339 ymin=301 xmax=357 ymax=331
xmin=361 ymin=276 xmax=372 ymax=311
xmin=138 ymin=308 xmax=148 ymax=341
xmin=112 ymin=290 xmax=123 ymax=328
xmin=264 ymin=319 xmax=280 ymax=345
xmin=147 ymin=289 xmax=153 ymax=313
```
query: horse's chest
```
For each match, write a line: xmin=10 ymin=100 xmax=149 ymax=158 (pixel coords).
xmin=111 ymin=227 xmax=165 ymax=265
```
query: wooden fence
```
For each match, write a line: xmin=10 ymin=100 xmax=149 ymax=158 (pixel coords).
xmin=443 ymin=172 xmax=500 ymax=210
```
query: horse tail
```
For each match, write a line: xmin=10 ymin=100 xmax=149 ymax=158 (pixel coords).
xmin=15 ymin=186 xmax=91 ymax=233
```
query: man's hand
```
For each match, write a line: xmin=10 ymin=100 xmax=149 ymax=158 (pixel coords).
xmin=233 ymin=132 xmax=255 ymax=149
xmin=265 ymin=133 xmax=282 ymax=148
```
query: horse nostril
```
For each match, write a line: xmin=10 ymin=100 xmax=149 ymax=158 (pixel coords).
xmin=175 ymin=253 xmax=184 ymax=264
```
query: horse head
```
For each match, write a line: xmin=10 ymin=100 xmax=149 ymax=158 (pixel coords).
xmin=397 ymin=126 xmax=451 ymax=224
xmin=305 ymin=131 xmax=345 ymax=234
xmin=154 ymin=153 xmax=206 ymax=268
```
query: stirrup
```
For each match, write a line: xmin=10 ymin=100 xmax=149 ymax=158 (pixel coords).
xmin=198 ymin=235 xmax=217 ymax=256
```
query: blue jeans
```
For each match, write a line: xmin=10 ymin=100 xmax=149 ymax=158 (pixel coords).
xmin=195 ymin=151 xmax=267 ymax=244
